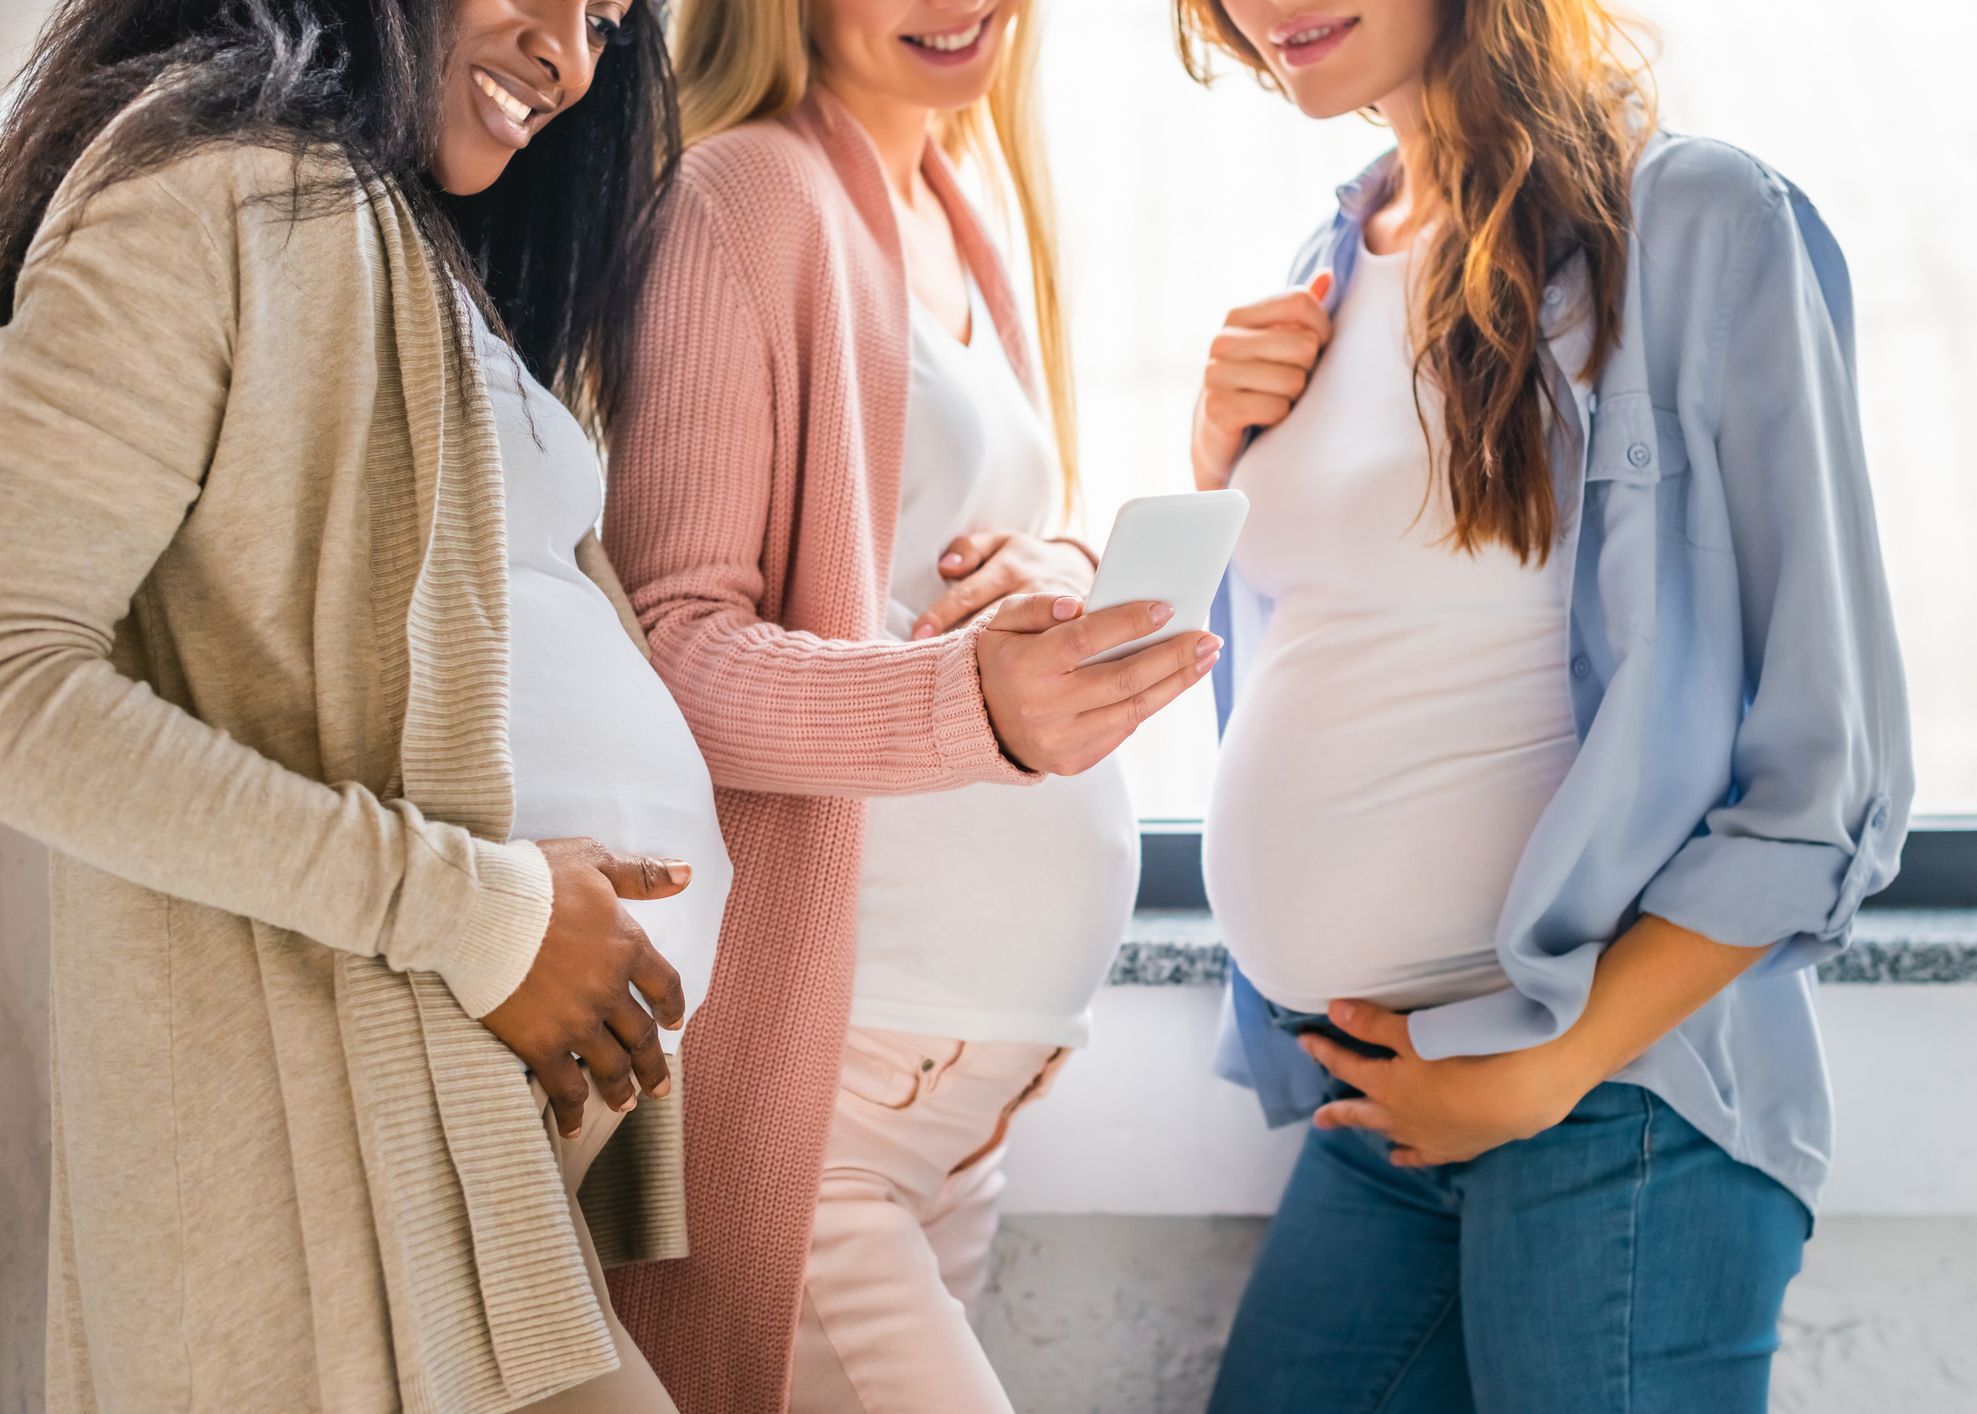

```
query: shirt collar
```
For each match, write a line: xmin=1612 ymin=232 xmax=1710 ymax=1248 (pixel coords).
xmin=1335 ymin=149 xmax=1402 ymax=223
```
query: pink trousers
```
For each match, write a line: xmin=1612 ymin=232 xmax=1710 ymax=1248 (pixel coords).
xmin=789 ymin=1026 xmax=1068 ymax=1414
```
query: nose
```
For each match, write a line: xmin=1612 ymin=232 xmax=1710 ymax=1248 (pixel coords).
xmin=517 ymin=1 xmax=594 ymax=100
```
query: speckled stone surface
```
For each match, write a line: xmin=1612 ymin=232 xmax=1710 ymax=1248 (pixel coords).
xmin=1108 ymin=908 xmax=1977 ymax=987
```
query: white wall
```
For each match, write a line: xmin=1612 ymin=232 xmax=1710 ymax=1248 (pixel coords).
xmin=1000 ymin=983 xmax=1977 ymax=1219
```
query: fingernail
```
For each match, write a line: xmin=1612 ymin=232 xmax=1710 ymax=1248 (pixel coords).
xmin=1052 ymin=596 xmax=1082 ymax=621
xmin=1333 ymin=1001 xmax=1358 ymax=1025
xmin=1197 ymin=651 xmax=1221 ymax=674
xmin=1150 ymin=602 xmax=1175 ymax=626
xmin=564 ymin=1123 xmax=583 ymax=1141
xmin=650 ymin=1077 xmax=672 ymax=1098
xmin=912 ymin=622 xmax=937 ymax=640
xmin=1311 ymin=269 xmax=1333 ymax=297
xmin=661 ymin=859 xmax=691 ymax=885
xmin=1196 ymin=633 xmax=1223 ymax=659
xmin=662 ymin=1013 xmax=684 ymax=1030
xmin=614 ymin=1092 xmax=638 ymax=1114
xmin=940 ymin=552 xmax=965 ymax=569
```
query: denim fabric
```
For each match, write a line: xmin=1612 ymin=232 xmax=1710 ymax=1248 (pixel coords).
xmin=1208 ymin=1078 xmax=1810 ymax=1414
xmin=1211 ymin=132 xmax=1916 ymax=1213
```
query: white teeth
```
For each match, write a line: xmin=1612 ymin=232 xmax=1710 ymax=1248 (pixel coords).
xmin=905 ymin=18 xmax=986 ymax=52
xmin=1285 ymin=25 xmax=1335 ymax=46
xmin=475 ymin=70 xmax=533 ymax=127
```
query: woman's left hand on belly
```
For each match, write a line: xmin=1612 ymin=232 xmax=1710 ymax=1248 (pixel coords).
xmin=911 ymin=531 xmax=1096 ymax=639
xmin=1299 ymin=1001 xmax=1595 ymax=1168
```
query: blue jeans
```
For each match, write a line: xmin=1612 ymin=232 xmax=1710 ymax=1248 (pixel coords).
xmin=1208 ymin=1074 xmax=1811 ymax=1414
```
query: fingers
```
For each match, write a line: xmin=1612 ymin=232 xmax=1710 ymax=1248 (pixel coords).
xmin=1067 ymin=645 xmax=1219 ymax=760
xmin=627 ymin=925 xmax=687 ymax=1032
xmin=1227 ymin=286 xmax=1329 ymax=335
xmin=1299 ymin=1031 xmax=1384 ymax=1093
xmin=574 ymin=1020 xmax=639 ymax=1114
xmin=1199 ymin=388 xmax=1294 ymax=437
xmin=984 ymin=591 xmax=1086 ymax=637
xmin=1044 ymin=599 xmax=1176 ymax=671
xmin=594 ymin=847 xmax=691 ymax=901
xmin=535 ymin=1050 xmax=591 ymax=1140
xmin=1207 ymin=326 xmax=1326 ymax=378
xmin=1328 ymin=1000 xmax=1415 ymax=1058
xmin=1313 ymin=1097 xmax=1395 ymax=1136
xmin=938 ymin=530 xmax=1006 ymax=580
xmin=606 ymin=992 xmax=672 ymax=1099
xmin=1066 ymin=629 xmax=1221 ymax=714
xmin=913 ymin=558 xmax=1016 ymax=640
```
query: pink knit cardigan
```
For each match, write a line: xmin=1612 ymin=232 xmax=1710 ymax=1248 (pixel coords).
xmin=601 ymin=88 xmax=1043 ymax=1412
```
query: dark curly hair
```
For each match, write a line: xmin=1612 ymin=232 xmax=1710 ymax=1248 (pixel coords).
xmin=0 ymin=0 xmax=680 ymax=435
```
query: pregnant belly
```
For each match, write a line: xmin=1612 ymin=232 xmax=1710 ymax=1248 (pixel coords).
xmin=855 ymin=759 xmax=1141 ymax=1022
xmin=1203 ymin=621 xmax=1577 ymax=1013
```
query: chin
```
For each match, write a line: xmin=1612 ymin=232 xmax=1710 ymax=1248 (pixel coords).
xmin=1279 ymin=74 xmax=1377 ymax=122
xmin=432 ymin=145 xmax=512 ymax=197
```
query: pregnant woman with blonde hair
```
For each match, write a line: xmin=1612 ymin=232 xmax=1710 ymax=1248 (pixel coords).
xmin=598 ymin=3 xmax=1219 ymax=1410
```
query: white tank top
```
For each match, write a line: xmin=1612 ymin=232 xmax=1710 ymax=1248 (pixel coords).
xmin=475 ymin=302 xmax=733 ymax=1046
xmin=851 ymin=276 xmax=1140 ymax=1048
xmin=1202 ymin=238 xmax=1578 ymax=1014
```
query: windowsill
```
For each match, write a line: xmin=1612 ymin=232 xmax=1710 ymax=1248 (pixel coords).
xmin=1109 ymin=908 xmax=1977 ymax=987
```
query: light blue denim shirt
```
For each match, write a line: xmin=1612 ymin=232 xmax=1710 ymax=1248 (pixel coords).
xmin=1210 ymin=132 xmax=1915 ymax=1214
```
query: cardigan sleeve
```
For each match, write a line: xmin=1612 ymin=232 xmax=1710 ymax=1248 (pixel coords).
xmin=603 ymin=171 xmax=1033 ymax=798
xmin=0 ymin=151 xmax=551 ymax=1020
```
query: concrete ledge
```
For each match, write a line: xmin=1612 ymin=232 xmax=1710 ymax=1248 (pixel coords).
xmin=1109 ymin=907 xmax=1977 ymax=987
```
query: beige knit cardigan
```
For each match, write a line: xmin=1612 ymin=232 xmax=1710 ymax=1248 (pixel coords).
xmin=0 ymin=129 xmax=680 ymax=1412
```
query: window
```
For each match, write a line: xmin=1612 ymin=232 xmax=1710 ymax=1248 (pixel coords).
xmin=1040 ymin=0 xmax=1977 ymax=831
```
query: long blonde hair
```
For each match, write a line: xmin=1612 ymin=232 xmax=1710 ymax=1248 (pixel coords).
xmin=1176 ymin=0 xmax=1654 ymax=563
xmin=671 ymin=0 xmax=1079 ymax=509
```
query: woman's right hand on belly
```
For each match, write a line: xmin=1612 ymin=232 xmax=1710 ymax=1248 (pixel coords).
xmin=976 ymin=593 xmax=1220 ymax=776
xmin=1190 ymin=271 xmax=1333 ymax=490
xmin=481 ymin=838 xmax=692 ymax=1139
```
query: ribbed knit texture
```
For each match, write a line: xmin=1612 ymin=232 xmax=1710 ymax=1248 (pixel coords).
xmin=601 ymin=88 xmax=1041 ymax=1413
xmin=0 ymin=115 xmax=680 ymax=1411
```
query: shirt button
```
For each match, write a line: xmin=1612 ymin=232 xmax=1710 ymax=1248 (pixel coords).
xmin=1571 ymin=655 xmax=1593 ymax=679
xmin=1871 ymin=802 xmax=1891 ymax=831
xmin=1544 ymin=285 xmax=1563 ymax=306
xmin=1627 ymin=442 xmax=1652 ymax=469
xmin=920 ymin=1058 xmax=935 ymax=1072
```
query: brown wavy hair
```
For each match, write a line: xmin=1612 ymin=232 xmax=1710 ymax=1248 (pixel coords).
xmin=1175 ymin=0 xmax=1654 ymax=563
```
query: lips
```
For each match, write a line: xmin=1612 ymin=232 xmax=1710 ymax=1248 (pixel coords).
xmin=471 ymin=65 xmax=552 ymax=130
xmin=901 ymin=9 xmax=994 ymax=63
xmin=1270 ymin=14 xmax=1360 ymax=68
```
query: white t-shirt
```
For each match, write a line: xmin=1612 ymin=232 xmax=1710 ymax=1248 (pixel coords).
xmin=1203 ymin=238 xmax=1579 ymax=1014
xmin=851 ymin=277 xmax=1139 ymax=1048
xmin=476 ymin=303 xmax=733 ymax=1049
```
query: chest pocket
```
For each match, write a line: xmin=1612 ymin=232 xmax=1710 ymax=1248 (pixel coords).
xmin=1584 ymin=390 xmax=1705 ymax=542
xmin=1579 ymin=392 xmax=1696 ymax=653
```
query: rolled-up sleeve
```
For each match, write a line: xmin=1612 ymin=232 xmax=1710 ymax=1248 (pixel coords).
xmin=1637 ymin=180 xmax=1914 ymax=969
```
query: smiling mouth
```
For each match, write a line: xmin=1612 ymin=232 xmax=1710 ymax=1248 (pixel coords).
xmin=902 ymin=15 xmax=989 ymax=53
xmin=1277 ymin=17 xmax=1359 ymax=50
xmin=473 ymin=67 xmax=543 ymax=127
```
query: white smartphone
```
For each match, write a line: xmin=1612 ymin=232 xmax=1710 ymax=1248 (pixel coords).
xmin=1080 ymin=490 xmax=1250 ymax=665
